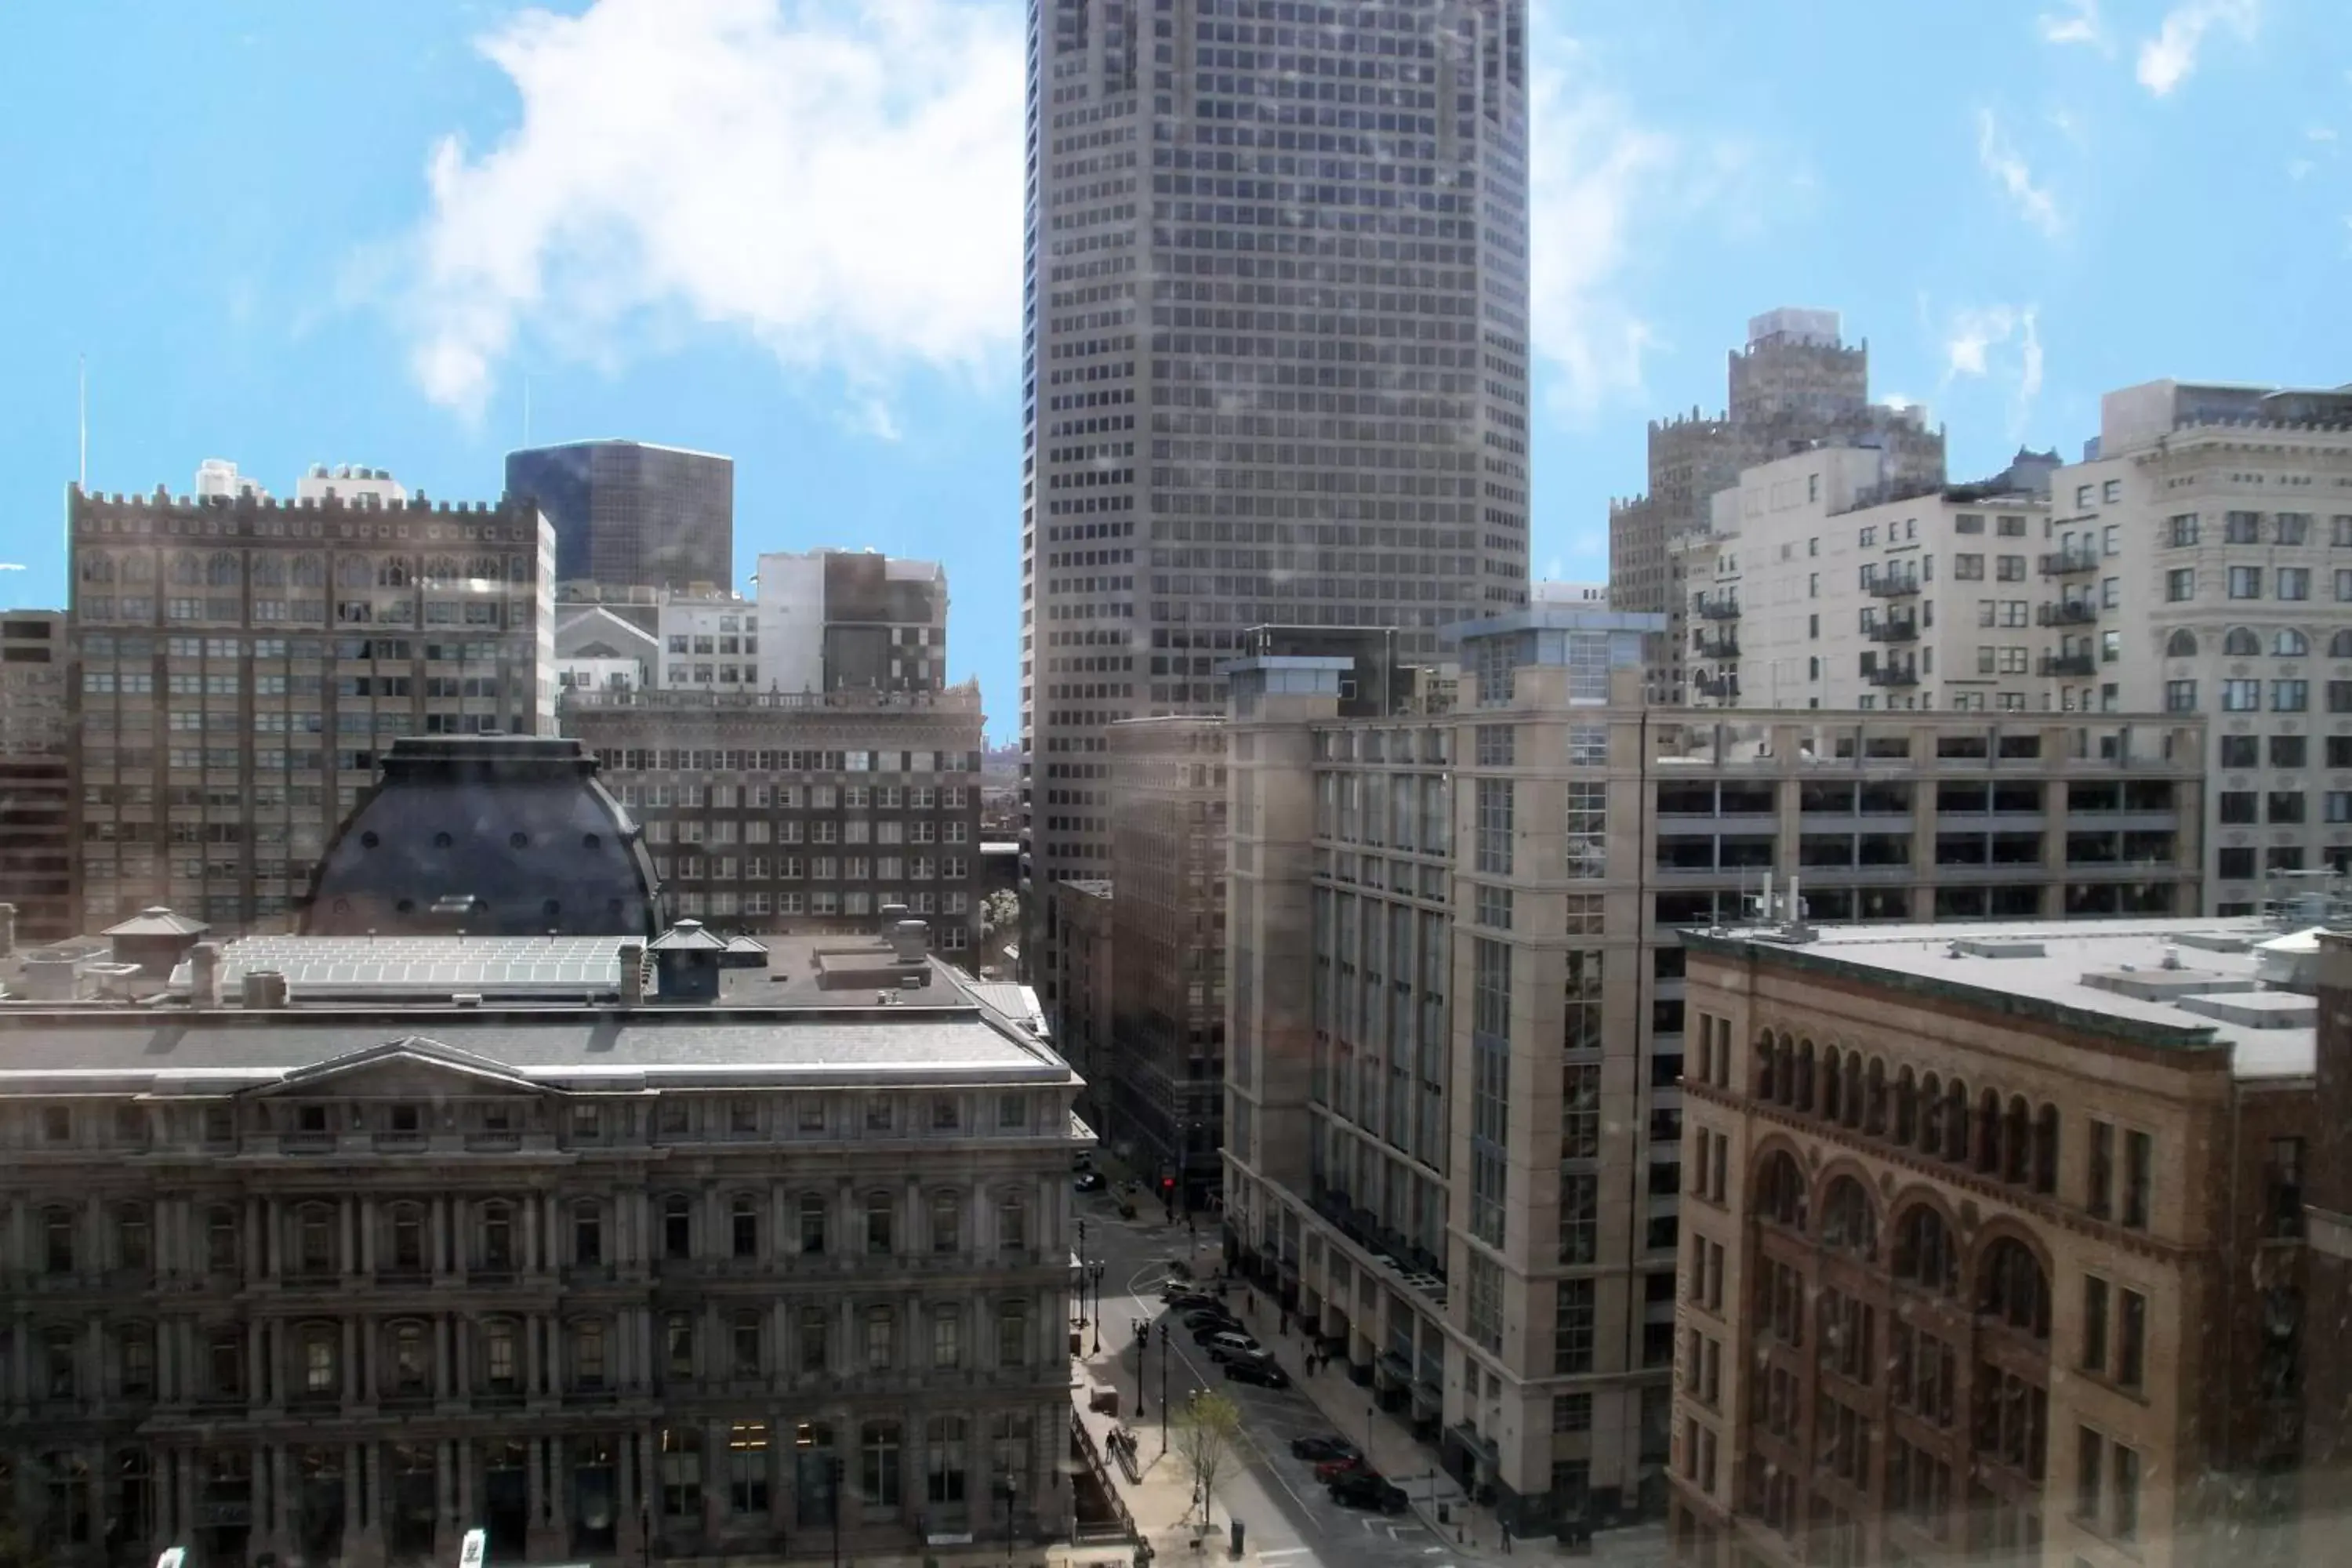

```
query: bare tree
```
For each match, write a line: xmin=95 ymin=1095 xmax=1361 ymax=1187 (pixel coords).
xmin=1173 ymin=1388 xmax=1245 ymax=1530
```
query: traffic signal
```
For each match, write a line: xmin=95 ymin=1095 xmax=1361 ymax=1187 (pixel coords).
xmin=1160 ymin=1176 xmax=1177 ymax=1197
xmin=1140 ymin=1322 xmax=1152 ymax=1348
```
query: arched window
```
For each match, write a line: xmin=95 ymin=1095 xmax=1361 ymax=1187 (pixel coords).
xmin=1755 ymin=1035 xmax=1778 ymax=1101
xmin=1920 ymin=1073 xmax=1944 ymax=1156
xmin=115 ymin=1203 xmax=151 ymax=1272
xmin=1976 ymin=1088 xmax=2002 ymax=1174
xmin=1755 ymin=1150 xmax=1807 ymax=1230
xmin=1894 ymin=1068 xmax=1918 ymax=1145
xmin=2031 ymin=1105 xmax=2060 ymax=1195
xmin=1820 ymin=1177 xmax=1876 ymax=1258
xmin=388 ymin=1203 xmax=426 ymax=1273
xmin=930 ymin=1190 xmax=964 ymax=1253
xmin=797 ymin=1192 xmax=829 ymax=1255
xmin=1978 ymin=1238 xmax=2051 ymax=1338
xmin=206 ymin=552 xmax=239 ymax=587
xmin=170 ymin=553 xmax=204 ymax=586
xmin=2165 ymin=629 xmax=2198 ymax=658
xmin=2276 ymin=628 xmax=2309 ymax=657
xmin=481 ymin=1317 xmax=521 ymax=1392
xmin=1795 ymin=1041 xmax=1816 ymax=1112
xmin=996 ymin=1190 xmax=1031 ymax=1252
xmin=2333 ymin=629 xmax=2352 ymax=659
xmin=1842 ymin=1054 xmax=1865 ymax=1130
xmin=79 ymin=554 xmax=114 ymax=584
xmin=1944 ymin=1080 xmax=1971 ymax=1163
xmin=426 ymin=556 xmax=461 ymax=585
xmin=729 ymin=1194 xmax=760 ymax=1260
xmin=662 ymin=1195 xmax=693 ymax=1261
xmin=376 ymin=558 xmax=411 ymax=588
xmin=1821 ymin=1047 xmax=1843 ymax=1122
xmin=291 ymin=554 xmax=325 ymax=587
xmin=299 ymin=1321 xmax=340 ymax=1398
xmin=2002 ymin=1097 xmax=2032 ymax=1185
xmin=251 ymin=554 xmax=286 ymax=586
xmin=478 ymin=1202 xmax=515 ymax=1271
xmin=1893 ymin=1206 xmax=1958 ymax=1295
xmin=389 ymin=1320 xmax=431 ymax=1396
xmin=2223 ymin=626 xmax=2260 ymax=657
xmin=205 ymin=1205 xmax=240 ymax=1274
xmin=336 ymin=556 xmax=372 ymax=589
xmin=467 ymin=556 xmax=501 ymax=581
xmin=296 ymin=1203 xmax=336 ymax=1276
xmin=1864 ymin=1058 xmax=1887 ymax=1136
xmin=41 ymin=1205 xmax=77 ymax=1276
xmin=864 ymin=1190 xmax=896 ymax=1255
xmin=572 ymin=1200 xmax=604 ymax=1266
xmin=571 ymin=1317 xmax=610 ymax=1391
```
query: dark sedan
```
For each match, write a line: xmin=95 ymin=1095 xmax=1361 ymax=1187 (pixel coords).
xmin=1222 ymin=1357 xmax=1291 ymax=1389
xmin=1289 ymin=1436 xmax=1361 ymax=1464
xmin=1327 ymin=1472 xmax=1409 ymax=1513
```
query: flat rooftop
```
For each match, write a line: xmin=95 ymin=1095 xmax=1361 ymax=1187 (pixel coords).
xmin=1686 ymin=917 xmax=2318 ymax=1080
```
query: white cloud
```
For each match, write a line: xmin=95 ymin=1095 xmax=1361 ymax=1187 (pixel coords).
xmin=1941 ymin=304 xmax=2044 ymax=445
xmin=2037 ymin=0 xmax=2108 ymax=49
xmin=1976 ymin=110 xmax=2063 ymax=238
xmin=390 ymin=0 xmax=1026 ymax=425
xmin=1527 ymin=57 xmax=1676 ymax=417
xmin=2136 ymin=0 xmax=2259 ymax=97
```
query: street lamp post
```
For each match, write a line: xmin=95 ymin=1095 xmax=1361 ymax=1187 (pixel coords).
xmin=1089 ymin=1261 xmax=1107 ymax=1355
xmin=1159 ymin=1322 xmax=1171 ymax=1454
xmin=1074 ymin=1218 xmax=1088 ymax=1329
xmin=998 ymin=1476 xmax=1018 ymax=1568
xmin=639 ymin=1501 xmax=652 ymax=1568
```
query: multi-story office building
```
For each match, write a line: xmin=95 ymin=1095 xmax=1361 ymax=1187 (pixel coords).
xmin=1607 ymin=310 xmax=1945 ymax=704
xmin=1220 ymin=607 xmax=2205 ymax=1535
xmin=1018 ymin=0 xmax=1534 ymax=968
xmin=0 ymin=610 xmax=74 ymax=942
xmin=1678 ymin=445 xmax=2056 ymax=710
xmin=758 ymin=550 xmax=949 ymax=697
xmin=1050 ymin=878 xmax=1116 ymax=1145
xmin=67 ymin=466 xmax=556 ymax=933
xmin=1682 ymin=379 xmax=2352 ymax=913
xmin=1104 ymin=717 xmax=1228 ymax=1202
xmin=0 ymin=909 xmax=1084 ymax=1568
xmin=2297 ymin=929 xmax=2352 ymax=1559
xmin=1671 ymin=917 xmax=2314 ymax=1568
xmin=507 ymin=440 xmax=734 ymax=591
xmin=2049 ymin=379 xmax=2352 ymax=912
xmin=563 ymin=686 xmax=985 ymax=951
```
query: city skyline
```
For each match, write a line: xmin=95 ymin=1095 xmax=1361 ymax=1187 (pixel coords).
xmin=3 ymin=2 xmax=2344 ymax=739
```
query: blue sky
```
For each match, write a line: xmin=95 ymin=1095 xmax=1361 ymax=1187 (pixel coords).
xmin=1 ymin=0 xmax=2342 ymax=742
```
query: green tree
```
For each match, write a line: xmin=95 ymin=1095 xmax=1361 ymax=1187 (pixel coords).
xmin=982 ymin=889 xmax=1022 ymax=938
xmin=1173 ymin=1388 xmax=1245 ymax=1530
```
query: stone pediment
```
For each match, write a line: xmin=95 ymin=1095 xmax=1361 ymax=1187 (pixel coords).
xmin=245 ymin=1036 xmax=543 ymax=1099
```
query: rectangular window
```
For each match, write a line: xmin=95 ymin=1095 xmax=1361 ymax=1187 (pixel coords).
xmin=2122 ymin=1130 xmax=2152 ymax=1229
xmin=2114 ymin=1444 xmax=2141 ymax=1541
xmin=2117 ymin=1289 xmax=2146 ymax=1389
xmin=2279 ymin=567 xmax=2311 ymax=601
xmin=2229 ymin=565 xmax=2263 ymax=599
xmin=1474 ymin=779 xmax=1513 ymax=875
xmin=2165 ymin=681 xmax=2197 ymax=713
xmin=1554 ymin=1279 xmax=1595 ymax=1374
xmin=2076 ymin=1427 xmax=2103 ymax=1524
xmin=2168 ymin=513 xmax=2200 ymax=547
xmin=1953 ymin=554 xmax=1984 ymax=580
xmin=1557 ymin=1171 xmax=1597 ymax=1265
xmin=2088 ymin=1120 xmax=2114 ymax=1218
xmin=2222 ymin=680 xmax=2261 ymax=712
xmin=2273 ymin=681 xmax=2310 ymax=712
xmin=2167 ymin=568 xmax=2195 ymax=602
xmin=2082 ymin=1276 xmax=2108 ymax=1373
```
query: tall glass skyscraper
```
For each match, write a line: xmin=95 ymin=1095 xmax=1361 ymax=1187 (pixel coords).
xmin=1020 ymin=0 xmax=1532 ymax=934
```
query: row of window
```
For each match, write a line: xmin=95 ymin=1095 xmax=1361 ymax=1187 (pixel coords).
xmin=17 ymin=1298 xmax=1040 ymax=1406
xmin=1747 ymin=1029 xmax=2153 ymax=1229
xmin=78 ymin=553 xmax=528 ymax=588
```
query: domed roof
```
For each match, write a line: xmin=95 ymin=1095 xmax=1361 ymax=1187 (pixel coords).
xmin=302 ymin=736 xmax=662 ymax=937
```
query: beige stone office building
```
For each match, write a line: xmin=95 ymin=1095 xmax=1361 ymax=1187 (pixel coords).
xmin=68 ymin=466 xmax=556 ymax=933
xmin=1219 ymin=608 xmax=2205 ymax=1535
xmin=562 ymin=687 xmax=986 ymax=953
xmin=1102 ymin=717 xmax=1228 ymax=1200
xmin=1671 ymin=918 xmax=2314 ymax=1568
xmin=0 ymin=922 xmax=1084 ymax=1568
xmin=1606 ymin=310 xmax=1944 ymax=706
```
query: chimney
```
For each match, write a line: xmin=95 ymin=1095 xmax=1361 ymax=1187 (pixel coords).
xmin=189 ymin=942 xmax=223 ymax=1010
xmin=240 ymin=971 xmax=289 ymax=1009
xmin=891 ymin=919 xmax=929 ymax=965
xmin=619 ymin=942 xmax=646 ymax=1007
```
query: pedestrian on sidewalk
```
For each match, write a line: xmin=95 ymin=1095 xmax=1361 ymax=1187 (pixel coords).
xmin=1500 ymin=1523 xmax=1512 ymax=1555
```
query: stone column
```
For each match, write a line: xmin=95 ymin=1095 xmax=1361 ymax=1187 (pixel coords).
xmin=435 ymin=1317 xmax=454 ymax=1399
xmin=86 ymin=1318 xmax=106 ymax=1417
xmin=525 ymin=1436 xmax=565 ymax=1561
xmin=360 ymin=1197 xmax=379 ymax=1275
xmin=174 ymin=1449 xmax=196 ymax=1548
xmin=343 ymin=1318 xmax=360 ymax=1403
xmin=434 ymin=1439 xmax=456 ymax=1542
xmin=522 ymin=1196 xmax=540 ymax=1276
xmin=702 ymin=1418 xmax=728 ymax=1541
xmin=525 ymin=1312 xmax=544 ymax=1398
xmin=429 ymin=1198 xmax=448 ymax=1279
xmin=158 ymin=1312 xmax=176 ymax=1404
xmin=617 ymin=1429 xmax=644 ymax=1563
xmin=453 ymin=1439 xmax=474 ymax=1537
xmin=246 ymin=1196 xmax=267 ymax=1283
xmin=264 ymin=1197 xmax=283 ymax=1279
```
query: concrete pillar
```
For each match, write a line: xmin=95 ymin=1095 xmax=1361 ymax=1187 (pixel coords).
xmin=360 ymin=1197 xmax=378 ymax=1275
xmin=522 ymin=1196 xmax=540 ymax=1274
xmin=343 ymin=1318 xmax=360 ymax=1403
xmin=526 ymin=1312 xmax=543 ymax=1398
xmin=436 ymin=1318 xmax=454 ymax=1399
xmin=430 ymin=1198 xmax=448 ymax=1278
xmin=454 ymin=1438 xmax=474 ymax=1537
xmin=702 ymin=1418 xmax=727 ymax=1539
xmin=525 ymin=1436 xmax=565 ymax=1561
xmin=247 ymin=1196 xmax=267 ymax=1283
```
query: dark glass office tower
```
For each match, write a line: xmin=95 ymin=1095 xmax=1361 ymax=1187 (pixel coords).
xmin=1019 ymin=0 xmax=1532 ymax=936
xmin=506 ymin=440 xmax=735 ymax=590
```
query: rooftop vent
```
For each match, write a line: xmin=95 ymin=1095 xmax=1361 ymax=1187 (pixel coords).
xmin=1951 ymin=938 xmax=2045 ymax=959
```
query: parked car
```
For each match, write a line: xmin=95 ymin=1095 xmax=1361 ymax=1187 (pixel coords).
xmin=1075 ymin=1171 xmax=1108 ymax=1193
xmin=1222 ymin=1356 xmax=1290 ymax=1389
xmin=1182 ymin=1308 xmax=1242 ymax=1334
xmin=1327 ymin=1473 xmax=1409 ymax=1513
xmin=1290 ymin=1436 xmax=1361 ymax=1464
xmin=1314 ymin=1454 xmax=1370 ymax=1482
xmin=1164 ymin=1289 xmax=1222 ymax=1312
xmin=1203 ymin=1330 xmax=1265 ymax=1363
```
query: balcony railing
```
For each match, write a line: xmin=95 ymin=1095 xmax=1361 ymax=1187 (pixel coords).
xmin=2039 ymin=652 xmax=2097 ymax=678
xmin=2038 ymin=601 xmax=2098 ymax=626
xmin=1864 ymin=619 xmax=1918 ymax=643
xmin=1693 ymin=596 xmax=1741 ymax=620
xmin=2039 ymin=550 xmax=2100 ymax=577
xmin=1693 ymin=635 xmax=1740 ymax=660
xmin=1693 ymin=673 xmax=1739 ymax=700
xmin=1866 ymin=575 xmax=1921 ymax=598
xmin=561 ymin=682 xmax=982 ymax=713
xmin=1864 ymin=665 xmax=1920 ymax=688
